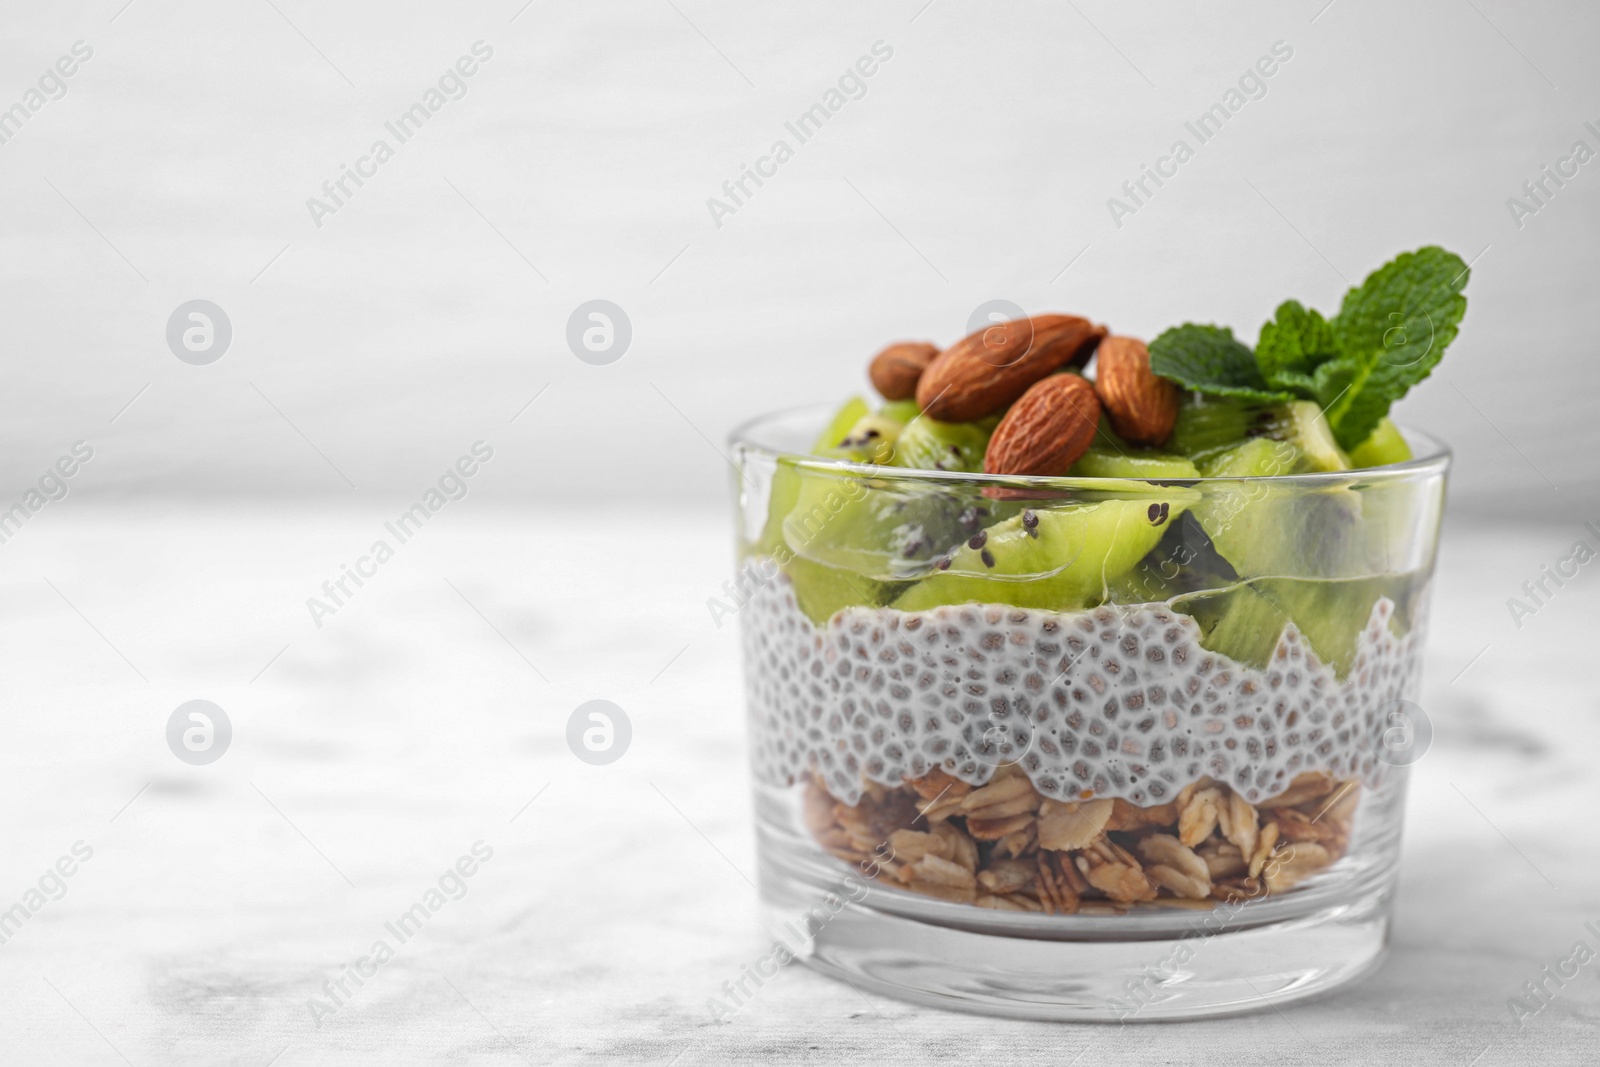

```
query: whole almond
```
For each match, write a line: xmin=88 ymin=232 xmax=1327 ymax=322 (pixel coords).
xmin=917 ymin=315 xmax=1106 ymax=422
xmin=1094 ymin=336 xmax=1179 ymax=445
xmin=868 ymin=341 xmax=939 ymax=400
xmin=984 ymin=374 xmax=1102 ymax=476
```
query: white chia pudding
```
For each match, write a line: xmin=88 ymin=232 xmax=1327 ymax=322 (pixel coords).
xmin=743 ymin=567 xmax=1422 ymax=807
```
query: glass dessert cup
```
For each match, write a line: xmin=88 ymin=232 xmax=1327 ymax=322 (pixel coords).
xmin=730 ymin=404 xmax=1449 ymax=1022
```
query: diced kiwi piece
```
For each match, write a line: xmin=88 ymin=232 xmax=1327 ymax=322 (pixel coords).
xmin=1177 ymin=582 xmax=1285 ymax=669
xmin=836 ymin=413 xmax=904 ymax=465
xmin=754 ymin=400 xmax=983 ymax=623
xmin=879 ymin=399 xmax=922 ymax=424
xmin=1090 ymin=415 xmax=1133 ymax=453
xmin=1179 ymin=575 xmax=1416 ymax=676
xmin=815 ymin=396 xmax=870 ymax=452
xmin=1173 ymin=431 xmax=1409 ymax=675
xmin=1172 ymin=398 xmax=1348 ymax=473
xmin=1170 ymin=396 xmax=1257 ymax=460
xmin=891 ymin=416 xmax=994 ymax=473
xmin=784 ymin=554 xmax=909 ymax=626
xmin=1278 ymin=401 xmax=1349 ymax=472
xmin=1195 ymin=436 xmax=1304 ymax=478
xmin=775 ymin=477 xmax=924 ymax=625
xmin=1058 ymin=446 xmax=1207 ymax=604
xmin=754 ymin=474 xmax=797 ymax=556
xmin=893 ymin=487 xmax=1200 ymax=612
xmin=1069 ymin=449 xmax=1199 ymax=480
xmin=1347 ymin=418 xmax=1412 ymax=468
xmin=1190 ymin=438 xmax=1320 ymax=578
xmin=775 ymin=460 xmax=986 ymax=622
xmin=752 ymin=402 xmax=903 ymax=556
xmin=1190 ymin=438 xmax=1371 ymax=578
xmin=753 ymin=445 xmax=858 ymax=556
xmin=1107 ymin=510 xmax=1238 ymax=604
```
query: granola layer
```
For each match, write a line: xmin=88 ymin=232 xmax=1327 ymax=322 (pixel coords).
xmin=744 ymin=569 xmax=1420 ymax=806
xmin=806 ymin=767 xmax=1358 ymax=912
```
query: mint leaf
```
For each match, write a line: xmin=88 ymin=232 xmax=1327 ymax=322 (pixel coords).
xmin=1256 ymin=300 xmax=1338 ymax=384
xmin=1271 ymin=356 xmax=1359 ymax=413
xmin=1148 ymin=324 xmax=1295 ymax=403
xmin=1325 ymin=246 xmax=1468 ymax=449
xmin=1144 ymin=247 xmax=1469 ymax=447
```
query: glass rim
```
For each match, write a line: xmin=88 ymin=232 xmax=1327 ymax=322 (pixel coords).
xmin=728 ymin=402 xmax=1451 ymax=488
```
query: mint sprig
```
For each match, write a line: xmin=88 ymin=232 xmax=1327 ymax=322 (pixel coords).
xmin=1148 ymin=246 xmax=1470 ymax=450
xmin=1142 ymin=324 xmax=1293 ymax=404
xmin=1323 ymin=247 xmax=1469 ymax=448
xmin=1256 ymin=300 xmax=1337 ymax=384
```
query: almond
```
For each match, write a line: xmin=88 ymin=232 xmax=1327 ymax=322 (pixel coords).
xmin=916 ymin=315 xmax=1105 ymax=421
xmin=983 ymin=374 xmax=1101 ymax=476
xmin=868 ymin=341 xmax=939 ymax=401
xmin=1092 ymin=335 xmax=1179 ymax=446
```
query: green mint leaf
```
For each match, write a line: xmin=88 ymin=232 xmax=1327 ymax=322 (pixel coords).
xmin=1325 ymin=246 xmax=1469 ymax=449
xmin=1148 ymin=324 xmax=1296 ymax=403
xmin=1334 ymin=354 xmax=1447 ymax=453
xmin=1256 ymin=300 xmax=1338 ymax=385
xmin=1269 ymin=356 xmax=1359 ymax=413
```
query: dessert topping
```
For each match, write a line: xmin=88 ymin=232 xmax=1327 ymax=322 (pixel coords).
xmin=867 ymin=341 xmax=939 ymax=401
xmin=983 ymin=373 xmax=1101 ymax=476
xmin=1093 ymin=334 xmax=1180 ymax=445
xmin=917 ymin=314 xmax=1105 ymax=421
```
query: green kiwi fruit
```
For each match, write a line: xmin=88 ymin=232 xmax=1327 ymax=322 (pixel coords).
xmin=1106 ymin=510 xmax=1239 ymax=604
xmin=1188 ymin=438 xmax=1375 ymax=583
xmin=1347 ymin=418 xmax=1412 ymax=468
xmin=783 ymin=554 xmax=908 ymax=627
xmin=1172 ymin=397 xmax=1348 ymax=473
xmin=835 ymin=413 xmax=904 ymax=465
xmin=878 ymin=399 xmax=922 ymax=424
xmin=814 ymin=396 xmax=870 ymax=452
xmin=1178 ymin=575 xmax=1417 ymax=676
xmin=893 ymin=487 xmax=1200 ymax=613
xmin=1069 ymin=449 xmax=1199 ymax=480
xmin=891 ymin=416 xmax=995 ymax=473
xmin=775 ymin=461 xmax=995 ymax=624
xmin=1174 ymin=430 xmax=1416 ymax=676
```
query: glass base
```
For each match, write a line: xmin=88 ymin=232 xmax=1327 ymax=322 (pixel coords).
xmin=773 ymin=899 xmax=1389 ymax=1022
xmin=763 ymin=883 xmax=1390 ymax=1022
xmin=755 ymin=775 xmax=1400 ymax=1021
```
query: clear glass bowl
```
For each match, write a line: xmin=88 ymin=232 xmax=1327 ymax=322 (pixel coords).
xmin=729 ymin=404 xmax=1449 ymax=1021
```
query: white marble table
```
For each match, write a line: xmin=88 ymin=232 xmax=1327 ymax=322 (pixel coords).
xmin=1 ymin=504 xmax=1595 ymax=1064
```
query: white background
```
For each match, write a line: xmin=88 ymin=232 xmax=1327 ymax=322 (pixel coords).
xmin=0 ymin=0 xmax=1594 ymax=515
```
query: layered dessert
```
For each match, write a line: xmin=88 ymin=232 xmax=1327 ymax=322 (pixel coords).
xmin=737 ymin=247 xmax=1462 ymax=914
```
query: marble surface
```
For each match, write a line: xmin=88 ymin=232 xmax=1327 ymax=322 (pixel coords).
xmin=1 ymin=504 xmax=1597 ymax=1065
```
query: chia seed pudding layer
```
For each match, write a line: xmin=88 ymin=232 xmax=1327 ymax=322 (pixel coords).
xmin=743 ymin=566 xmax=1421 ymax=807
